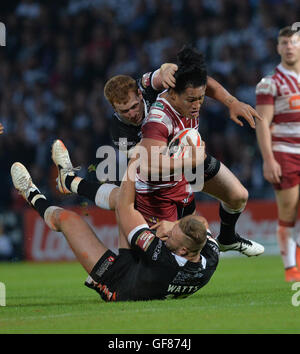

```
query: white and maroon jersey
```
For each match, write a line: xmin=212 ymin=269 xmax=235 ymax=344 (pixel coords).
xmin=142 ymin=91 xmax=199 ymax=143
xmin=136 ymin=92 xmax=200 ymax=193
xmin=256 ymin=64 xmax=300 ymax=154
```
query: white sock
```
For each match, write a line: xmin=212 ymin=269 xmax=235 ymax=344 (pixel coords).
xmin=276 ymin=225 xmax=296 ymax=269
xmin=294 ymin=233 xmax=300 ymax=248
xmin=44 ymin=206 xmax=63 ymax=231
xmin=221 ymin=201 xmax=246 ymax=214
xmin=70 ymin=176 xmax=82 ymax=194
xmin=95 ymin=183 xmax=118 ymax=210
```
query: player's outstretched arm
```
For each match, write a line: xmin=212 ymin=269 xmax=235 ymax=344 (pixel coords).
xmin=115 ymin=158 xmax=148 ymax=239
xmin=154 ymin=66 xmax=263 ymax=128
xmin=205 ymin=76 xmax=263 ymax=128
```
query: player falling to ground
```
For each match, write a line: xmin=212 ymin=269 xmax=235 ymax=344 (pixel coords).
xmin=136 ymin=46 xmax=264 ymax=257
xmin=10 ymin=161 xmax=219 ymax=301
xmin=256 ymin=26 xmax=300 ymax=282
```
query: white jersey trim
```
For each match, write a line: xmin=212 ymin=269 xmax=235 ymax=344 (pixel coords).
xmin=272 ymin=141 xmax=300 ymax=154
xmin=172 ymin=253 xmax=207 ymax=268
xmin=272 ymin=122 xmax=300 ymax=138
xmin=128 ymin=224 xmax=149 ymax=243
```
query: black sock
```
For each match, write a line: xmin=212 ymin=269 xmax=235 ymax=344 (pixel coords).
xmin=77 ymin=179 xmax=101 ymax=202
xmin=27 ymin=190 xmax=51 ymax=218
xmin=217 ymin=203 xmax=241 ymax=244
xmin=65 ymin=175 xmax=76 ymax=191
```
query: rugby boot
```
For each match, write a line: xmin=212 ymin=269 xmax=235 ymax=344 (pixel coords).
xmin=285 ymin=266 xmax=300 ymax=282
xmin=51 ymin=139 xmax=81 ymax=194
xmin=11 ymin=162 xmax=46 ymax=204
xmin=217 ymin=233 xmax=264 ymax=257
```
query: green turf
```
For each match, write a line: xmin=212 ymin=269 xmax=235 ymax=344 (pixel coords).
xmin=0 ymin=255 xmax=299 ymax=334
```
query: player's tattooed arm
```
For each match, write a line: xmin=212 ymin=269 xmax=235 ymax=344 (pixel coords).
xmin=205 ymin=76 xmax=263 ymax=128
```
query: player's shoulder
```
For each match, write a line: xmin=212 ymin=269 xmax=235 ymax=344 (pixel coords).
xmin=201 ymin=232 xmax=220 ymax=262
xmin=144 ymin=100 xmax=173 ymax=127
xmin=256 ymin=72 xmax=277 ymax=96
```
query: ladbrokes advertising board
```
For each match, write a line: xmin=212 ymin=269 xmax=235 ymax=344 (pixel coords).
xmin=23 ymin=201 xmax=282 ymax=261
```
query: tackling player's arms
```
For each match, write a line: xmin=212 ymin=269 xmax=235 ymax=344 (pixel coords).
xmin=116 ymin=159 xmax=148 ymax=239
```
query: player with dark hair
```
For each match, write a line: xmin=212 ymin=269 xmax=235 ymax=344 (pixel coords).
xmin=52 ymin=46 xmax=264 ymax=256
xmin=173 ymin=46 xmax=208 ymax=94
xmin=52 ymin=47 xmax=262 ymax=211
xmin=137 ymin=45 xmax=264 ymax=256
xmin=256 ymin=26 xmax=300 ymax=281
xmin=10 ymin=160 xmax=219 ymax=302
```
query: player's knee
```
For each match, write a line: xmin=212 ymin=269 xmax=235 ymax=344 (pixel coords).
xmin=227 ymin=187 xmax=248 ymax=210
xmin=56 ymin=209 xmax=80 ymax=226
xmin=278 ymin=201 xmax=298 ymax=220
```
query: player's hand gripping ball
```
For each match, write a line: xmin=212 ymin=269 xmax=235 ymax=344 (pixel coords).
xmin=168 ymin=128 xmax=201 ymax=158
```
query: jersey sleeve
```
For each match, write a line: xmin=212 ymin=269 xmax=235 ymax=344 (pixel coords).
xmin=128 ymin=226 xmax=173 ymax=264
xmin=141 ymin=103 xmax=173 ymax=143
xmin=138 ymin=71 xmax=159 ymax=93
xmin=256 ymin=77 xmax=277 ymax=105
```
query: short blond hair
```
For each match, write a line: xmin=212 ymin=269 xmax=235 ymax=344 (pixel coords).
xmin=104 ymin=75 xmax=138 ymax=107
xmin=179 ymin=215 xmax=207 ymax=253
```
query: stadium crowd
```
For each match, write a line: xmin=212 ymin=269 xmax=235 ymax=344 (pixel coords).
xmin=0 ymin=0 xmax=299 ymax=258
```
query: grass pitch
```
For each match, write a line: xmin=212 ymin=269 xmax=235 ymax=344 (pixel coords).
xmin=0 ymin=255 xmax=299 ymax=334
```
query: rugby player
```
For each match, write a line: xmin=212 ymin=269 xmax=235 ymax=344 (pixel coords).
xmin=256 ymin=26 xmax=300 ymax=281
xmin=10 ymin=160 xmax=219 ymax=301
xmin=52 ymin=54 xmax=262 ymax=212
xmin=52 ymin=47 xmax=264 ymax=256
xmin=136 ymin=46 xmax=264 ymax=257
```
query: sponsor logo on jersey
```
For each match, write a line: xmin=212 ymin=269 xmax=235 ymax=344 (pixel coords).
xmin=152 ymin=239 xmax=162 ymax=261
xmin=136 ymin=230 xmax=156 ymax=251
xmin=289 ymin=95 xmax=300 ymax=110
xmin=95 ymin=255 xmax=116 ymax=278
xmin=151 ymin=101 xmax=164 ymax=110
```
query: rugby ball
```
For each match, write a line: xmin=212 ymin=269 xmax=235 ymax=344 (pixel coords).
xmin=168 ymin=128 xmax=201 ymax=158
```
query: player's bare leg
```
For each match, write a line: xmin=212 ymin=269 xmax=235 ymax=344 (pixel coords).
xmin=10 ymin=162 xmax=108 ymax=274
xmin=48 ymin=208 xmax=108 ymax=273
xmin=202 ymin=163 xmax=264 ymax=256
xmin=275 ymin=186 xmax=300 ymax=281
